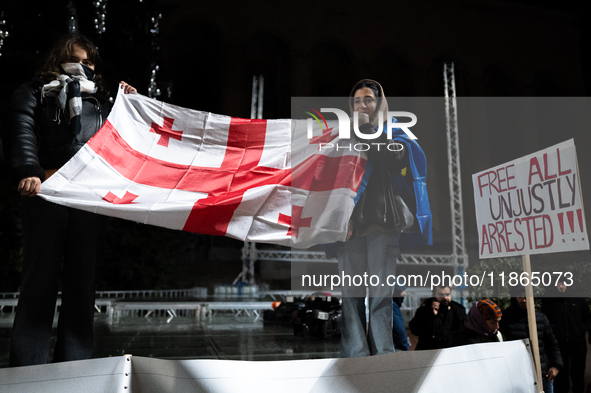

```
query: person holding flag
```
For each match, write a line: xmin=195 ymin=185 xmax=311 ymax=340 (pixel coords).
xmin=3 ymin=33 xmax=136 ymax=366
xmin=331 ymin=79 xmax=432 ymax=358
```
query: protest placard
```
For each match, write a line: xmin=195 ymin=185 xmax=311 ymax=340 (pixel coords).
xmin=473 ymin=139 xmax=588 ymax=259
xmin=473 ymin=139 xmax=589 ymax=392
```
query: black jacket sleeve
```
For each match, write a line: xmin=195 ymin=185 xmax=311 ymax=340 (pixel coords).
xmin=452 ymin=302 xmax=467 ymax=329
xmin=581 ymin=299 xmax=591 ymax=333
xmin=541 ymin=313 xmax=564 ymax=371
xmin=409 ymin=301 xmax=436 ymax=337
xmin=4 ymin=81 xmax=46 ymax=184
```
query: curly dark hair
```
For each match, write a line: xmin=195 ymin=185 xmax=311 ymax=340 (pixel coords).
xmin=38 ymin=34 xmax=109 ymax=95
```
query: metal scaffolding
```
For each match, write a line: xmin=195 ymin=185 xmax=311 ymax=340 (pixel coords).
xmin=443 ymin=62 xmax=468 ymax=272
xmin=251 ymin=248 xmax=456 ymax=266
xmin=233 ymin=75 xmax=264 ymax=285
xmin=254 ymin=248 xmax=455 ymax=266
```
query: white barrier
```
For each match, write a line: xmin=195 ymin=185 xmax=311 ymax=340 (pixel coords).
xmin=0 ymin=340 xmax=536 ymax=393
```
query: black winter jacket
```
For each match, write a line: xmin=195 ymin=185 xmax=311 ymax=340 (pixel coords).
xmin=541 ymin=295 xmax=591 ymax=344
xmin=3 ymin=78 xmax=111 ymax=183
xmin=350 ymin=129 xmax=411 ymax=235
xmin=409 ymin=298 xmax=466 ymax=350
xmin=455 ymin=327 xmax=506 ymax=346
xmin=500 ymin=299 xmax=563 ymax=374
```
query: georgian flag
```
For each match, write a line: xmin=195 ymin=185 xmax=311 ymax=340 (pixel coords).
xmin=39 ymin=89 xmax=366 ymax=248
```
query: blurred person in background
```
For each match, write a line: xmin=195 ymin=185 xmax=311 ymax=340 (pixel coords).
xmin=542 ymin=280 xmax=591 ymax=393
xmin=455 ymin=299 xmax=504 ymax=345
xmin=409 ymin=284 xmax=465 ymax=350
xmin=501 ymin=287 xmax=563 ymax=393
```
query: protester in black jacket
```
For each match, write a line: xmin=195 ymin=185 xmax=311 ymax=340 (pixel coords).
xmin=501 ymin=290 xmax=563 ymax=393
xmin=3 ymin=33 xmax=135 ymax=367
xmin=409 ymin=285 xmax=466 ymax=350
xmin=541 ymin=281 xmax=591 ymax=393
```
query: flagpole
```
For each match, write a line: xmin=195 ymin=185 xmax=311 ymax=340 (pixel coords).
xmin=522 ymin=254 xmax=544 ymax=393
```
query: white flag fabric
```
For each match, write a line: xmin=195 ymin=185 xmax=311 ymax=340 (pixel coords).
xmin=39 ymin=89 xmax=366 ymax=248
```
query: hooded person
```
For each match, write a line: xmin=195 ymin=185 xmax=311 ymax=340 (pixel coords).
xmin=456 ymin=299 xmax=504 ymax=345
xmin=350 ymin=79 xmax=432 ymax=248
xmin=334 ymin=79 xmax=432 ymax=358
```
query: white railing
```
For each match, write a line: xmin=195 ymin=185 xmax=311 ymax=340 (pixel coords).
xmin=0 ymin=288 xmax=208 ymax=314
xmin=95 ymin=288 xmax=207 ymax=299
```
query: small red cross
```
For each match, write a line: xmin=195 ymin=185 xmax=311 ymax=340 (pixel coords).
xmin=278 ymin=205 xmax=312 ymax=238
xmin=103 ymin=191 xmax=139 ymax=204
xmin=150 ymin=116 xmax=183 ymax=147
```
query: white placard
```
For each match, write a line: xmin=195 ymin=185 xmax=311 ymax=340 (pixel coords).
xmin=472 ymin=139 xmax=588 ymax=259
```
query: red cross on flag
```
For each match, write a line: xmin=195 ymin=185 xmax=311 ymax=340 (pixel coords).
xmin=38 ymin=89 xmax=365 ymax=248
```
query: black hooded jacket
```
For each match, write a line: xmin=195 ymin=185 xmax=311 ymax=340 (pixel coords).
xmin=409 ymin=297 xmax=466 ymax=350
xmin=500 ymin=298 xmax=563 ymax=374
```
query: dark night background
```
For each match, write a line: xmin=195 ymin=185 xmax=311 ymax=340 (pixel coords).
xmin=1 ymin=0 xmax=591 ymax=293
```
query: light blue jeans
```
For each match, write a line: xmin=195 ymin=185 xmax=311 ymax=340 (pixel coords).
xmin=337 ymin=230 xmax=400 ymax=357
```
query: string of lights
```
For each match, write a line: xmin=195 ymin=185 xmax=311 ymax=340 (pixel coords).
xmin=0 ymin=12 xmax=9 ymax=57
xmin=67 ymin=1 xmax=78 ymax=33
xmin=148 ymin=12 xmax=163 ymax=99
xmin=147 ymin=65 xmax=161 ymax=98
xmin=93 ymin=0 xmax=108 ymax=35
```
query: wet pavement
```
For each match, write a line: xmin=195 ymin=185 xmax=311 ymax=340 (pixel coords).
xmin=0 ymin=312 xmax=341 ymax=367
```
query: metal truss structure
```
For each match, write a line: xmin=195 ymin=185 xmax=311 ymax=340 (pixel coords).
xmin=234 ymin=66 xmax=468 ymax=283
xmin=443 ymin=62 xmax=469 ymax=272
xmin=253 ymin=248 xmax=455 ymax=266
xmin=233 ymin=75 xmax=264 ymax=285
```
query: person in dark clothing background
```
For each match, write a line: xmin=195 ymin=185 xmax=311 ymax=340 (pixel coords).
xmin=541 ymin=280 xmax=591 ymax=393
xmin=501 ymin=287 xmax=563 ymax=393
xmin=409 ymin=285 xmax=466 ymax=350
xmin=3 ymin=33 xmax=135 ymax=366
